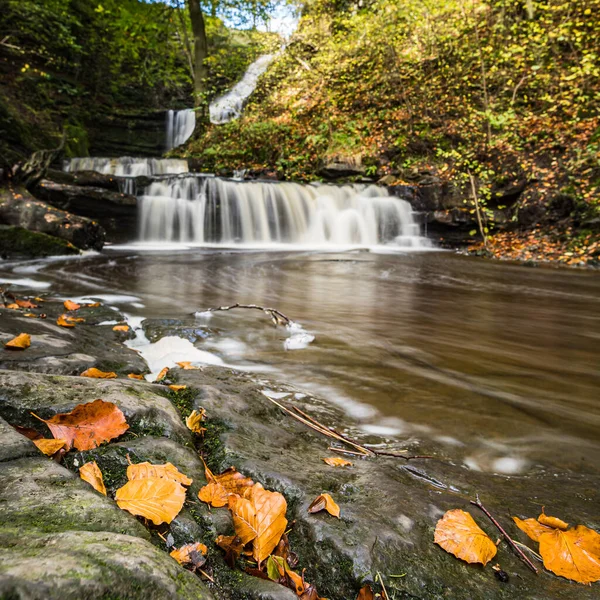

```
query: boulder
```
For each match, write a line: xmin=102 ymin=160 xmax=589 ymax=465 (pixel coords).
xmin=46 ymin=168 xmax=123 ymax=191
xmin=0 ymin=225 xmax=79 ymax=259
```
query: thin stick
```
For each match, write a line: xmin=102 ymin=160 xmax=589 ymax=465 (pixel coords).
xmin=513 ymin=540 xmax=543 ymax=562
xmin=375 ymin=450 xmax=434 ymax=460
xmin=198 ymin=569 xmax=214 ymax=582
xmin=471 ymin=495 xmax=538 ymax=574
xmin=328 ymin=446 xmax=367 ymax=457
xmin=195 ymin=303 xmax=291 ymax=327
xmin=376 ymin=571 xmax=390 ymax=600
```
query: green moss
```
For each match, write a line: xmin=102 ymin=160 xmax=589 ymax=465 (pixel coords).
xmin=0 ymin=225 xmax=80 ymax=259
xmin=197 ymin=418 xmax=229 ymax=473
xmin=167 ymin=388 xmax=196 ymax=419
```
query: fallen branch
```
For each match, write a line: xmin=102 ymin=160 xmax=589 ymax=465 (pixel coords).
xmin=470 ymin=494 xmax=538 ymax=574
xmin=195 ymin=303 xmax=292 ymax=327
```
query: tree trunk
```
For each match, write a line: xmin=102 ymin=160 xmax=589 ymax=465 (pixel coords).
xmin=188 ymin=0 xmax=209 ymax=116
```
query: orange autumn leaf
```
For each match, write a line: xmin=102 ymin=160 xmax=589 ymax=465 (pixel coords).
xmin=128 ymin=373 xmax=145 ymax=380
xmin=15 ymin=299 xmax=37 ymax=309
xmin=6 ymin=303 xmax=19 ymax=309
xmin=434 ymin=509 xmax=497 ymax=566
xmin=170 ymin=542 xmax=208 ymax=565
xmin=169 ymin=384 xmax=187 ymax=392
xmin=80 ymin=368 xmax=117 ymax=379
xmin=154 ymin=367 xmax=169 ymax=382
xmin=64 ymin=300 xmax=81 ymax=311
xmin=113 ymin=324 xmax=129 ymax=332
xmin=34 ymin=399 xmax=129 ymax=451
xmin=56 ymin=314 xmax=75 ymax=327
xmin=33 ymin=438 xmax=67 ymax=456
xmin=357 ymin=584 xmax=375 ymax=600
xmin=215 ymin=534 xmax=244 ymax=567
xmin=198 ymin=482 xmax=229 ymax=508
xmin=79 ymin=461 xmax=107 ymax=495
xmin=538 ymin=512 xmax=569 ymax=531
xmin=213 ymin=466 xmax=255 ymax=495
xmin=127 ymin=461 xmax=192 ymax=486
xmin=513 ymin=516 xmax=553 ymax=542
xmin=322 ymin=457 xmax=352 ymax=467
xmin=115 ymin=477 xmax=185 ymax=525
xmin=176 ymin=361 xmax=199 ymax=370
xmin=5 ymin=333 xmax=31 ymax=350
xmin=86 ymin=302 xmax=101 ymax=308
xmin=186 ymin=409 xmax=206 ymax=434
xmin=308 ymin=493 xmax=340 ymax=519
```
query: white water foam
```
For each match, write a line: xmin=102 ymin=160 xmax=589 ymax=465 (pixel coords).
xmin=166 ymin=109 xmax=196 ymax=150
xmin=0 ymin=277 xmax=51 ymax=289
xmin=64 ymin=157 xmax=189 ymax=177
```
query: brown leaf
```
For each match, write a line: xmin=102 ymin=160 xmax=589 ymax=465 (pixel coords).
xmin=154 ymin=367 xmax=169 ymax=382
xmin=434 ymin=509 xmax=497 ymax=566
xmin=15 ymin=299 xmax=37 ymax=309
xmin=215 ymin=534 xmax=244 ymax=568
xmin=322 ymin=457 xmax=352 ymax=467
xmin=64 ymin=300 xmax=81 ymax=311
xmin=128 ymin=373 xmax=145 ymax=380
xmin=214 ymin=466 xmax=255 ymax=495
xmin=5 ymin=333 xmax=31 ymax=350
xmin=33 ymin=438 xmax=67 ymax=456
xmin=356 ymin=584 xmax=375 ymax=600
xmin=170 ymin=542 xmax=208 ymax=566
xmin=308 ymin=493 xmax=340 ymax=518
xmin=198 ymin=482 xmax=229 ymax=508
xmin=113 ymin=324 xmax=129 ymax=332
xmin=176 ymin=361 xmax=199 ymax=370
xmin=169 ymin=384 xmax=187 ymax=392
xmin=79 ymin=461 xmax=107 ymax=495
xmin=80 ymin=368 xmax=117 ymax=379
xmin=115 ymin=477 xmax=186 ymax=525
xmin=36 ymin=399 xmax=129 ymax=451
xmin=13 ymin=425 xmax=42 ymax=440
xmin=186 ymin=409 xmax=206 ymax=434
xmin=127 ymin=461 xmax=192 ymax=486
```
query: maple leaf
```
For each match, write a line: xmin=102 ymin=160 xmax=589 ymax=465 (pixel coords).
xmin=33 ymin=438 xmax=66 ymax=456
xmin=4 ymin=333 xmax=31 ymax=350
xmin=170 ymin=542 xmax=208 ymax=566
xmin=186 ymin=409 xmax=206 ymax=434
xmin=34 ymin=399 xmax=129 ymax=451
xmin=434 ymin=509 xmax=497 ymax=565
xmin=198 ymin=482 xmax=229 ymax=508
xmin=115 ymin=477 xmax=186 ymax=525
xmin=79 ymin=461 xmax=107 ymax=495
xmin=308 ymin=493 xmax=340 ymax=518
xmin=322 ymin=457 xmax=352 ymax=467
xmin=80 ymin=368 xmax=117 ymax=379
xmin=127 ymin=461 xmax=192 ymax=486
xmin=64 ymin=300 xmax=81 ymax=311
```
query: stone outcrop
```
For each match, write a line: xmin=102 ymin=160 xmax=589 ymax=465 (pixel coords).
xmin=0 ymin=225 xmax=79 ymax=259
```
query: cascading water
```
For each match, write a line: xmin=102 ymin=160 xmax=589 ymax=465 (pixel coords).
xmin=209 ymin=54 xmax=275 ymax=124
xmin=165 ymin=109 xmax=196 ymax=150
xmin=64 ymin=157 xmax=189 ymax=177
xmin=138 ymin=175 xmax=429 ymax=248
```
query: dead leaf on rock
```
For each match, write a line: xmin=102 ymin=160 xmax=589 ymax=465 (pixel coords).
xmin=214 ymin=466 xmax=254 ymax=495
xmin=434 ymin=509 xmax=497 ymax=565
xmin=356 ymin=584 xmax=375 ymax=600
xmin=6 ymin=303 xmax=20 ymax=309
xmin=79 ymin=461 xmax=107 ymax=495
xmin=538 ymin=512 xmax=569 ymax=531
xmin=169 ymin=384 xmax=187 ymax=392
xmin=115 ymin=477 xmax=186 ymax=525
xmin=57 ymin=314 xmax=81 ymax=327
xmin=186 ymin=409 xmax=206 ymax=434
xmin=176 ymin=361 xmax=199 ymax=370
xmin=215 ymin=534 xmax=244 ymax=568
xmin=34 ymin=399 xmax=129 ymax=451
xmin=113 ymin=324 xmax=130 ymax=332
xmin=86 ymin=302 xmax=101 ymax=308
xmin=513 ymin=516 xmax=552 ymax=542
xmin=127 ymin=461 xmax=192 ymax=486
xmin=5 ymin=333 xmax=31 ymax=350
xmin=64 ymin=300 xmax=81 ymax=311
xmin=128 ymin=373 xmax=145 ymax=380
xmin=14 ymin=425 xmax=42 ymax=440
xmin=15 ymin=299 xmax=37 ymax=309
xmin=33 ymin=438 xmax=67 ymax=456
xmin=199 ymin=482 xmax=229 ymax=508
xmin=170 ymin=542 xmax=208 ymax=566
xmin=80 ymin=368 xmax=117 ymax=379
xmin=154 ymin=367 xmax=169 ymax=382
xmin=322 ymin=457 xmax=352 ymax=467
xmin=308 ymin=493 xmax=340 ymax=519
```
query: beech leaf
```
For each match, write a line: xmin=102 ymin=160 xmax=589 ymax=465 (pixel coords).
xmin=79 ymin=461 xmax=107 ymax=495
xmin=215 ymin=534 xmax=244 ymax=568
xmin=357 ymin=584 xmax=375 ymax=600
xmin=64 ymin=300 xmax=81 ymax=311
xmin=198 ymin=482 xmax=229 ymax=507
xmin=115 ymin=477 xmax=186 ymax=525
xmin=214 ymin=466 xmax=255 ymax=495
xmin=33 ymin=438 xmax=67 ymax=456
xmin=127 ymin=461 xmax=192 ymax=486
xmin=57 ymin=314 xmax=78 ymax=327
xmin=80 ymin=368 xmax=117 ymax=379
xmin=170 ymin=542 xmax=208 ymax=566
xmin=154 ymin=367 xmax=169 ymax=382
xmin=169 ymin=384 xmax=187 ymax=392
xmin=434 ymin=509 xmax=497 ymax=565
xmin=308 ymin=493 xmax=340 ymax=518
xmin=186 ymin=409 xmax=206 ymax=434
xmin=322 ymin=457 xmax=352 ymax=467
xmin=5 ymin=333 xmax=31 ymax=350
xmin=128 ymin=373 xmax=145 ymax=380
xmin=35 ymin=399 xmax=129 ymax=451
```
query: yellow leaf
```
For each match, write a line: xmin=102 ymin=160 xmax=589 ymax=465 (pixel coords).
xmin=154 ymin=367 xmax=169 ymax=382
xmin=186 ymin=409 xmax=206 ymax=434
xmin=434 ymin=509 xmax=497 ymax=565
xmin=248 ymin=484 xmax=288 ymax=564
xmin=6 ymin=303 xmax=19 ymax=309
xmin=170 ymin=542 xmax=208 ymax=565
xmin=56 ymin=314 xmax=75 ymax=327
xmin=33 ymin=438 xmax=66 ymax=456
xmin=5 ymin=333 xmax=31 ymax=350
xmin=79 ymin=461 xmax=107 ymax=495
xmin=176 ymin=361 xmax=199 ymax=370
xmin=169 ymin=384 xmax=187 ymax=392
xmin=308 ymin=493 xmax=340 ymax=519
xmin=35 ymin=399 xmax=129 ymax=451
xmin=538 ymin=512 xmax=569 ymax=531
xmin=113 ymin=324 xmax=129 ymax=332
xmin=213 ymin=466 xmax=254 ymax=495
xmin=127 ymin=461 xmax=192 ymax=486
xmin=128 ymin=373 xmax=145 ymax=380
xmin=228 ymin=494 xmax=258 ymax=546
xmin=198 ymin=482 xmax=229 ymax=508
xmin=64 ymin=300 xmax=81 ymax=311
xmin=115 ymin=477 xmax=186 ymax=525
xmin=86 ymin=302 xmax=101 ymax=308
xmin=513 ymin=516 xmax=552 ymax=542
xmin=322 ymin=457 xmax=352 ymax=467
xmin=80 ymin=368 xmax=117 ymax=379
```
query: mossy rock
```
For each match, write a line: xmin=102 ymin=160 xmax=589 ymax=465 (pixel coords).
xmin=0 ymin=225 xmax=79 ymax=259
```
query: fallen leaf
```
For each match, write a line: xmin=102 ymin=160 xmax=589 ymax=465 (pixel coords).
xmin=128 ymin=373 xmax=145 ymax=380
xmin=176 ymin=361 xmax=199 ymax=370
xmin=116 ymin=477 xmax=186 ymax=525
xmin=80 ymin=368 xmax=117 ymax=379
xmin=267 ymin=554 xmax=286 ymax=581
xmin=434 ymin=509 xmax=497 ymax=565
xmin=322 ymin=457 xmax=352 ymax=467
xmin=274 ymin=533 xmax=298 ymax=568
xmin=513 ymin=516 xmax=552 ymax=542
xmin=308 ymin=493 xmax=340 ymax=518
xmin=15 ymin=299 xmax=37 ymax=309
xmin=154 ymin=367 xmax=169 ymax=382
xmin=357 ymin=584 xmax=375 ymax=600
xmin=170 ymin=542 xmax=208 ymax=566
xmin=56 ymin=314 xmax=75 ymax=327
xmin=86 ymin=302 xmax=101 ymax=308
xmin=5 ymin=333 xmax=31 ymax=350
xmin=186 ymin=409 xmax=206 ymax=434
xmin=33 ymin=438 xmax=67 ymax=456
xmin=79 ymin=461 xmax=107 ymax=495
xmin=216 ymin=534 xmax=244 ymax=568
xmin=36 ymin=399 xmax=129 ymax=451
xmin=198 ymin=481 xmax=229 ymax=508
xmin=13 ymin=425 xmax=42 ymax=440
xmin=214 ymin=466 xmax=255 ymax=495
xmin=113 ymin=324 xmax=129 ymax=332
xmin=285 ymin=568 xmax=306 ymax=595
xmin=6 ymin=303 xmax=19 ymax=309
xmin=169 ymin=384 xmax=187 ymax=392
xmin=538 ymin=512 xmax=569 ymax=531
xmin=127 ymin=462 xmax=192 ymax=486
xmin=64 ymin=300 xmax=81 ymax=311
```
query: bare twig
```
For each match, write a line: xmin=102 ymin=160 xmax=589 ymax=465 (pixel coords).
xmin=375 ymin=450 xmax=435 ymax=460
xmin=195 ymin=303 xmax=292 ymax=327
xmin=513 ymin=540 xmax=543 ymax=562
xmin=198 ymin=569 xmax=214 ymax=582
xmin=469 ymin=173 xmax=489 ymax=250
xmin=470 ymin=495 xmax=538 ymax=574
xmin=327 ymin=446 xmax=368 ymax=457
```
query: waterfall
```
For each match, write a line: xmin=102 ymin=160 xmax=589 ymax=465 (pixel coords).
xmin=165 ymin=109 xmax=196 ymax=150
xmin=210 ymin=54 xmax=275 ymax=124
xmin=138 ymin=176 xmax=429 ymax=248
xmin=64 ymin=157 xmax=189 ymax=176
